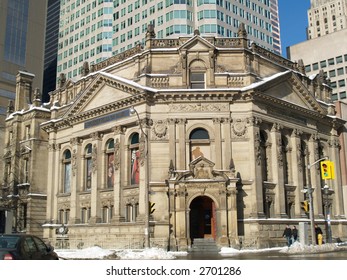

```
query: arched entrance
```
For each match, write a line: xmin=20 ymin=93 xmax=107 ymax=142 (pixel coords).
xmin=189 ymin=196 xmax=216 ymax=241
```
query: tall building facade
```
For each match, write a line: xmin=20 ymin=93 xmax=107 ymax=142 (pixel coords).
xmin=56 ymin=0 xmax=280 ymax=86
xmin=307 ymin=0 xmax=347 ymax=39
xmin=287 ymin=0 xmax=347 ymax=101
xmin=0 ymin=0 xmax=48 ymax=185
xmin=270 ymin=0 xmax=281 ymax=54
xmin=42 ymin=0 xmax=61 ymax=103
xmin=3 ymin=26 xmax=346 ymax=248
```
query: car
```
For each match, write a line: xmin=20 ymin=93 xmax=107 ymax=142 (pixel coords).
xmin=0 ymin=234 xmax=59 ymax=260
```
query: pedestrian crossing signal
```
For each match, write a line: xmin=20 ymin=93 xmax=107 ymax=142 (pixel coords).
xmin=320 ymin=160 xmax=335 ymax=180
xmin=149 ymin=202 xmax=155 ymax=214
xmin=301 ymin=200 xmax=309 ymax=213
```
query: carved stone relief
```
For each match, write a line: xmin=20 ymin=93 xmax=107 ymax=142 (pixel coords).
xmin=152 ymin=120 xmax=168 ymax=140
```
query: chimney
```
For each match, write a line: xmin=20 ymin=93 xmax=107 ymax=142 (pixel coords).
xmin=15 ymin=71 xmax=35 ymax=111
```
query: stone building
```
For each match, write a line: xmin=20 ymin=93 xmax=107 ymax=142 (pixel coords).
xmin=2 ymin=25 xmax=346 ymax=249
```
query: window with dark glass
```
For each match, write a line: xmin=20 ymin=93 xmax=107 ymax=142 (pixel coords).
xmin=130 ymin=133 xmax=140 ymax=185
xmin=63 ymin=150 xmax=71 ymax=193
xmin=190 ymin=72 xmax=205 ymax=89
xmin=85 ymin=144 xmax=92 ymax=190
xmin=106 ymin=139 xmax=115 ymax=189
xmin=189 ymin=128 xmax=210 ymax=161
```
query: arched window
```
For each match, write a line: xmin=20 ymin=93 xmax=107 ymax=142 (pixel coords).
xmin=58 ymin=209 xmax=70 ymax=224
xmin=105 ymin=139 xmax=115 ymax=189
xmin=189 ymin=128 xmax=210 ymax=161
xmin=130 ymin=133 xmax=140 ymax=185
xmin=101 ymin=205 xmax=113 ymax=223
xmin=85 ymin=144 xmax=92 ymax=190
xmin=81 ymin=207 xmax=91 ymax=224
xmin=63 ymin=149 xmax=71 ymax=193
xmin=125 ymin=203 xmax=139 ymax=222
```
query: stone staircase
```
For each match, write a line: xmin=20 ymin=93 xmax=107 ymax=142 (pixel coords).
xmin=190 ymin=238 xmax=220 ymax=253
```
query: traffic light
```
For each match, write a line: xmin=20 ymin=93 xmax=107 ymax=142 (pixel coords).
xmin=149 ymin=202 xmax=156 ymax=215
xmin=301 ymin=200 xmax=309 ymax=213
xmin=320 ymin=160 xmax=335 ymax=180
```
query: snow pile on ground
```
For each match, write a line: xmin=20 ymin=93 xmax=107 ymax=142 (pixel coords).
xmin=280 ymin=241 xmax=339 ymax=254
xmin=56 ymin=246 xmax=116 ymax=260
xmin=116 ymin=247 xmax=177 ymax=260
xmin=56 ymin=246 xmax=185 ymax=260
xmin=220 ymin=246 xmax=284 ymax=256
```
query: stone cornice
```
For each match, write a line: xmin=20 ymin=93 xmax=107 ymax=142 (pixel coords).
xmin=253 ymin=91 xmax=324 ymax=120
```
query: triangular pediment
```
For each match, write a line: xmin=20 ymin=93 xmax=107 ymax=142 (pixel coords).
xmin=64 ymin=72 xmax=150 ymax=118
xmin=255 ymin=72 xmax=326 ymax=115
xmin=179 ymin=35 xmax=216 ymax=52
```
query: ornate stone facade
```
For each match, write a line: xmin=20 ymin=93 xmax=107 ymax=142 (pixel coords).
xmin=1 ymin=25 xmax=346 ymax=249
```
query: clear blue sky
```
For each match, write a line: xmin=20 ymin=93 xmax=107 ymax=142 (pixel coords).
xmin=278 ymin=0 xmax=311 ymax=57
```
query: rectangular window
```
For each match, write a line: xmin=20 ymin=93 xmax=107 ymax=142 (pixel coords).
xmin=328 ymin=58 xmax=335 ymax=65
xmin=336 ymin=56 xmax=343 ymax=64
xmin=305 ymin=65 xmax=311 ymax=72
xmin=312 ymin=63 xmax=319 ymax=70
xmin=320 ymin=60 xmax=327 ymax=68
xmin=338 ymin=79 xmax=345 ymax=87
xmin=86 ymin=158 xmax=92 ymax=190
xmin=190 ymin=72 xmax=205 ymax=89
xmin=64 ymin=163 xmax=71 ymax=193
xmin=337 ymin=67 xmax=344 ymax=75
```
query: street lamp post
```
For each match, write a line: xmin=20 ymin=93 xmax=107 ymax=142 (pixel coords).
xmin=306 ymin=156 xmax=328 ymax=246
xmin=322 ymin=185 xmax=333 ymax=243
xmin=130 ymin=106 xmax=150 ymax=248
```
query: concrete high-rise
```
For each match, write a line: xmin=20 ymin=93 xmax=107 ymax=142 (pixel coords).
xmin=307 ymin=0 xmax=347 ymax=39
xmin=56 ymin=0 xmax=281 ymax=85
xmin=270 ymin=0 xmax=281 ymax=55
xmin=288 ymin=0 xmax=347 ymax=101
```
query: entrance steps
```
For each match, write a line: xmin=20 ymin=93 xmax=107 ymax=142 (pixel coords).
xmin=190 ymin=238 xmax=220 ymax=253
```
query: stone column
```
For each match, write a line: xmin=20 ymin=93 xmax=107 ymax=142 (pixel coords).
xmin=46 ymin=140 xmax=58 ymax=224
xmin=168 ymin=119 xmax=177 ymax=169
xmin=248 ymin=117 xmax=265 ymax=217
xmin=69 ymin=137 xmax=82 ymax=224
xmin=213 ymin=118 xmax=222 ymax=169
xmin=112 ymin=126 xmax=126 ymax=222
xmin=52 ymin=144 xmax=61 ymax=224
xmin=175 ymin=186 xmax=188 ymax=250
xmin=222 ymin=118 xmax=232 ymax=170
xmin=89 ymin=132 xmax=102 ymax=224
xmin=137 ymin=118 xmax=151 ymax=228
xmin=308 ymin=134 xmax=323 ymax=218
xmin=329 ymin=136 xmax=345 ymax=218
xmin=290 ymin=129 xmax=305 ymax=218
xmin=167 ymin=180 xmax=177 ymax=251
xmin=226 ymin=179 xmax=239 ymax=247
xmin=177 ymin=119 xmax=187 ymax=170
xmin=270 ymin=123 xmax=286 ymax=218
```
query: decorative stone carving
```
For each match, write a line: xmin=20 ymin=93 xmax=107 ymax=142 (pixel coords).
xmin=169 ymin=103 xmax=228 ymax=112
xmin=114 ymin=139 xmax=120 ymax=170
xmin=152 ymin=120 xmax=168 ymax=140
xmin=231 ymin=118 xmax=248 ymax=138
xmin=72 ymin=149 xmax=77 ymax=176
xmin=92 ymin=144 xmax=97 ymax=174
